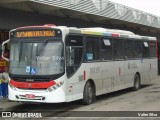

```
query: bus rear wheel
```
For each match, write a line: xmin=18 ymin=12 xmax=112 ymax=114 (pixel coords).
xmin=132 ymin=74 xmax=141 ymax=91
xmin=82 ymin=82 xmax=96 ymax=105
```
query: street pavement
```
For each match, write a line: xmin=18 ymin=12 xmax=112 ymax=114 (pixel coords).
xmin=0 ymin=97 xmax=22 ymax=111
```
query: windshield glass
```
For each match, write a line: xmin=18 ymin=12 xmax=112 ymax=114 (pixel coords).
xmin=10 ymin=40 xmax=64 ymax=75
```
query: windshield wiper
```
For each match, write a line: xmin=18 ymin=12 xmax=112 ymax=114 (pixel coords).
xmin=36 ymin=39 xmax=49 ymax=56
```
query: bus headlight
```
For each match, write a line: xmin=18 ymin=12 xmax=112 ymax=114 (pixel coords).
xmin=46 ymin=81 xmax=64 ymax=92
xmin=9 ymin=82 xmax=17 ymax=91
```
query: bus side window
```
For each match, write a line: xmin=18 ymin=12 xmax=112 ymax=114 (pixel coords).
xmin=86 ymin=36 xmax=100 ymax=61
xmin=101 ymin=38 xmax=112 ymax=60
xmin=125 ymin=39 xmax=133 ymax=60
xmin=65 ymin=35 xmax=83 ymax=77
xmin=149 ymin=41 xmax=156 ymax=58
xmin=133 ymin=40 xmax=142 ymax=59
xmin=142 ymin=41 xmax=149 ymax=58
xmin=113 ymin=38 xmax=124 ymax=60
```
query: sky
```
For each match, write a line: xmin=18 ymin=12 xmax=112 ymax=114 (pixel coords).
xmin=109 ymin=0 xmax=160 ymax=17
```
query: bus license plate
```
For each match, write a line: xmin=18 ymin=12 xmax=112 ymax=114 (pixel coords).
xmin=25 ymin=94 xmax=35 ymax=99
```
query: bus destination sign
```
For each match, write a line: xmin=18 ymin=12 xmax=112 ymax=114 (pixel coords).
xmin=15 ymin=30 xmax=57 ymax=38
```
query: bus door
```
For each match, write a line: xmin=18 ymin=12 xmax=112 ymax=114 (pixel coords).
xmin=142 ymin=41 xmax=150 ymax=83
xmin=66 ymin=35 xmax=84 ymax=101
xmin=149 ymin=41 xmax=157 ymax=80
xmin=157 ymin=41 xmax=160 ymax=75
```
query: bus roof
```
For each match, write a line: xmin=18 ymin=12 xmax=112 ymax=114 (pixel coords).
xmin=13 ymin=25 xmax=156 ymax=41
xmin=68 ymin=27 xmax=156 ymax=41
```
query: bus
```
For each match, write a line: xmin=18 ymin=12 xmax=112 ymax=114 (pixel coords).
xmin=2 ymin=24 xmax=158 ymax=104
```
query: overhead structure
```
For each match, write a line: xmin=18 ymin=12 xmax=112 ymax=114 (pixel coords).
xmin=0 ymin=0 xmax=160 ymax=37
xmin=0 ymin=0 xmax=160 ymax=73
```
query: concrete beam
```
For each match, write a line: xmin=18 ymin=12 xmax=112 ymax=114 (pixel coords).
xmin=0 ymin=0 xmax=28 ymax=4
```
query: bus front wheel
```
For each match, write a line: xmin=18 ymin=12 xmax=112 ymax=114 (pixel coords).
xmin=82 ymin=82 xmax=96 ymax=105
xmin=132 ymin=74 xmax=141 ymax=91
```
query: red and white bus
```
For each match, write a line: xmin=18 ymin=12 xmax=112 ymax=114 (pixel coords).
xmin=2 ymin=25 xmax=158 ymax=104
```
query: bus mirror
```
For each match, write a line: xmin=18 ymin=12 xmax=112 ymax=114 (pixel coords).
xmin=2 ymin=46 xmax=5 ymax=52
xmin=2 ymin=39 xmax=10 ymax=61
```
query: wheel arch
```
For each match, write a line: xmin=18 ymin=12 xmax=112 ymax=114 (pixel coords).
xmin=84 ymin=79 xmax=96 ymax=95
xmin=132 ymin=72 xmax=141 ymax=91
xmin=82 ymin=79 xmax=96 ymax=104
xmin=135 ymin=72 xmax=141 ymax=81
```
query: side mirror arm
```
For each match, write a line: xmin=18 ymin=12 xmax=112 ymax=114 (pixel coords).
xmin=2 ymin=39 xmax=10 ymax=61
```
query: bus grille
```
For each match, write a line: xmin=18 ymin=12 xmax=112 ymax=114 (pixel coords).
xmin=18 ymin=95 xmax=45 ymax=101
xmin=18 ymin=88 xmax=46 ymax=90
xmin=13 ymin=78 xmax=50 ymax=82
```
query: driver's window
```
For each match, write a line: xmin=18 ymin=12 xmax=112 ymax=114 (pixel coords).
xmin=66 ymin=35 xmax=83 ymax=77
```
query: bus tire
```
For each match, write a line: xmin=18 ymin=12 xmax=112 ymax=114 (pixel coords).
xmin=132 ymin=73 xmax=141 ymax=91
xmin=82 ymin=81 xmax=96 ymax=105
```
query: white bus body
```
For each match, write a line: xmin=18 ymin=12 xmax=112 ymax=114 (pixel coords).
xmin=3 ymin=25 xmax=157 ymax=104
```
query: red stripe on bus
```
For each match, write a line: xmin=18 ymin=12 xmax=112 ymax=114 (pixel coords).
xmin=84 ymin=71 xmax=86 ymax=80
xmin=10 ymin=80 xmax=56 ymax=89
xmin=111 ymin=33 xmax=119 ymax=37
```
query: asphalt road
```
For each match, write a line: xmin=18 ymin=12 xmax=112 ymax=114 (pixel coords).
xmin=3 ymin=77 xmax=160 ymax=120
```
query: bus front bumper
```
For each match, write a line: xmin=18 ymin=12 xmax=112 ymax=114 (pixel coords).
xmin=8 ymin=85 xmax=66 ymax=103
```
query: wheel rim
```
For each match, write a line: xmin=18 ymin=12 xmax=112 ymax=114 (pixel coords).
xmin=87 ymin=84 xmax=93 ymax=103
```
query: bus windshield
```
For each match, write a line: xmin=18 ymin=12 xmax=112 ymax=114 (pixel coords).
xmin=9 ymin=40 xmax=64 ymax=76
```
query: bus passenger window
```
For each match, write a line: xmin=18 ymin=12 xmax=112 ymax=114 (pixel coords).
xmin=125 ymin=40 xmax=133 ymax=59
xmin=113 ymin=39 xmax=124 ymax=60
xmin=133 ymin=40 xmax=142 ymax=59
xmin=149 ymin=41 xmax=156 ymax=58
xmin=86 ymin=36 xmax=100 ymax=61
xmin=101 ymin=38 xmax=112 ymax=60
xmin=142 ymin=41 xmax=149 ymax=58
